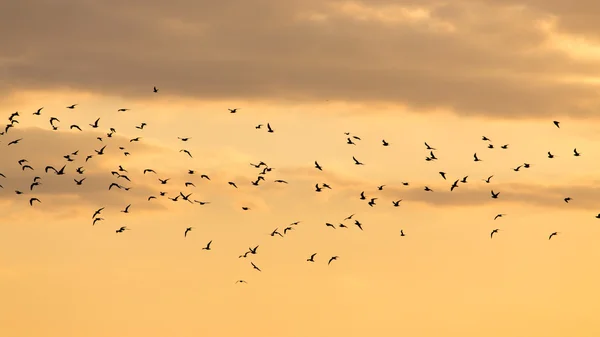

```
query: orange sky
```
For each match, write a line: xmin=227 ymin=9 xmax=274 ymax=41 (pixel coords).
xmin=2 ymin=1 xmax=600 ymax=337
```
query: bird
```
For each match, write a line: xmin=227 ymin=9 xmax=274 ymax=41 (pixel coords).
xmin=494 ymin=214 xmax=505 ymax=220
xmin=549 ymin=232 xmax=559 ymax=240
xmin=92 ymin=207 xmax=104 ymax=219
xmin=491 ymin=190 xmax=500 ymax=199
xmin=424 ymin=142 xmax=436 ymax=150
xmin=251 ymin=262 xmax=261 ymax=271
xmin=307 ymin=253 xmax=317 ymax=262
xmin=29 ymin=198 xmax=41 ymax=206
xmin=574 ymin=148 xmax=581 ymax=157
xmin=382 ymin=139 xmax=389 ymax=146
xmin=400 ymin=229 xmax=405 ymax=237
xmin=564 ymin=197 xmax=571 ymax=203
xmin=473 ymin=153 xmax=481 ymax=162
xmin=121 ymin=204 xmax=131 ymax=213
xmin=491 ymin=229 xmax=499 ymax=238
xmin=450 ymin=179 xmax=459 ymax=191
xmin=66 ymin=104 xmax=77 ymax=109
xmin=392 ymin=200 xmax=402 ymax=207
xmin=314 ymin=161 xmax=322 ymax=170
xmin=352 ymin=156 xmax=364 ymax=165
xmin=328 ymin=256 xmax=338 ymax=265
xmin=439 ymin=172 xmax=447 ymax=180
xmin=267 ymin=123 xmax=274 ymax=133
xmin=354 ymin=220 xmax=363 ymax=230
xmin=7 ymin=138 xmax=23 ymax=146
xmin=184 ymin=227 xmax=193 ymax=237
xmin=553 ymin=121 xmax=560 ymax=128
xmin=202 ymin=240 xmax=212 ymax=250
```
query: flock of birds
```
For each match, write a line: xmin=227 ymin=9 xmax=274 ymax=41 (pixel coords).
xmin=0 ymin=88 xmax=591 ymax=283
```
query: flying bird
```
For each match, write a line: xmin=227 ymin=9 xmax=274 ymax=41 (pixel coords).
xmin=491 ymin=229 xmax=499 ymax=238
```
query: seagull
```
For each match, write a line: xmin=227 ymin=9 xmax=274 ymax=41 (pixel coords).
xmin=574 ymin=148 xmax=580 ymax=157
xmin=425 ymin=142 xmax=436 ymax=150
xmin=494 ymin=214 xmax=505 ymax=220
xmin=490 ymin=229 xmax=499 ymax=238
xmin=549 ymin=232 xmax=559 ymax=240
xmin=92 ymin=207 xmax=104 ymax=219
xmin=352 ymin=156 xmax=364 ymax=165
xmin=184 ymin=227 xmax=193 ymax=237
xmin=553 ymin=121 xmax=560 ymax=128
xmin=307 ymin=253 xmax=317 ymax=262
xmin=328 ymin=256 xmax=338 ymax=265
xmin=202 ymin=240 xmax=212 ymax=250
xmin=270 ymin=228 xmax=283 ymax=237
xmin=473 ymin=153 xmax=481 ymax=162
xmin=491 ymin=190 xmax=500 ymax=199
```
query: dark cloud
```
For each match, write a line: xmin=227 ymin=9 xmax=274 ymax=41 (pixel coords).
xmin=278 ymin=166 xmax=600 ymax=211
xmin=0 ymin=126 xmax=166 ymax=211
xmin=1 ymin=0 xmax=600 ymax=118
xmin=378 ymin=183 xmax=600 ymax=210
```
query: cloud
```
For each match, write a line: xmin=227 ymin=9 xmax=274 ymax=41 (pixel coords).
xmin=2 ymin=0 xmax=600 ymax=118
xmin=277 ymin=166 xmax=600 ymax=210
xmin=0 ymin=126 xmax=167 ymax=212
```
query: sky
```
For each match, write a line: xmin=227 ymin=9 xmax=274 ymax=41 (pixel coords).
xmin=2 ymin=0 xmax=600 ymax=336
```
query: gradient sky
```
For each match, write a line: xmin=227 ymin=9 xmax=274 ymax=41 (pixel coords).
xmin=2 ymin=1 xmax=600 ymax=337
